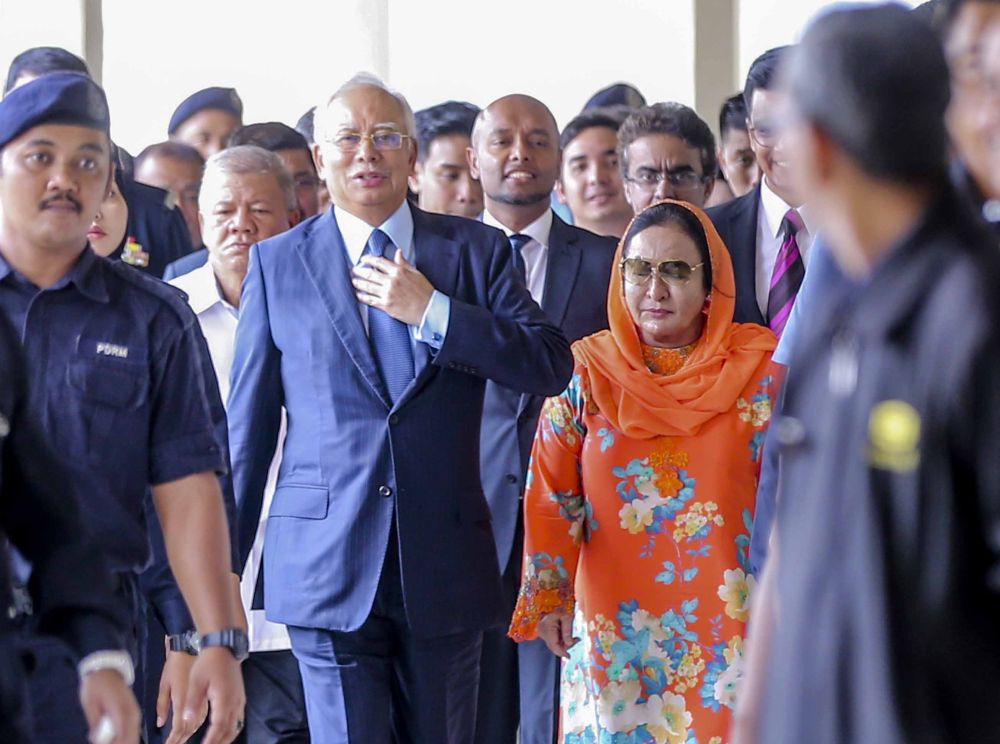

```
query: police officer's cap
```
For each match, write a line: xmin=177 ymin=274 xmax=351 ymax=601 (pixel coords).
xmin=0 ymin=72 xmax=110 ymax=151
xmin=168 ymin=87 xmax=242 ymax=135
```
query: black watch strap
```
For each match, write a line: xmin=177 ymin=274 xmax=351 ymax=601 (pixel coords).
xmin=199 ymin=628 xmax=249 ymax=662
xmin=168 ymin=629 xmax=199 ymax=656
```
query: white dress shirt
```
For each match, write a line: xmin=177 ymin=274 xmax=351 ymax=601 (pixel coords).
xmin=335 ymin=201 xmax=450 ymax=347
xmin=170 ymin=261 xmax=290 ymax=653
xmin=483 ymin=208 xmax=553 ymax=306
xmin=755 ymin=177 xmax=815 ymax=317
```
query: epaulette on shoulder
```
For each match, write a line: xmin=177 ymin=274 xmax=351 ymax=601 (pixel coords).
xmin=104 ymin=260 xmax=196 ymax=324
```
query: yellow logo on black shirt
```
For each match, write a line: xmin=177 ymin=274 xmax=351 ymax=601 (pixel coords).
xmin=868 ymin=400 xmax=920 ymax=472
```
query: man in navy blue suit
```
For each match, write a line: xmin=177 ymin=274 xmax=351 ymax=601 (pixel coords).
xmin=467 ymin=94 xmax=616 ymax=744
xmin=228 ymin=74 xmax=573 ymax=744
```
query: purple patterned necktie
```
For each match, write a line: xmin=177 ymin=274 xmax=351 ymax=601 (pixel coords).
xmin=767 ymin=209 xmax=805 ymax=338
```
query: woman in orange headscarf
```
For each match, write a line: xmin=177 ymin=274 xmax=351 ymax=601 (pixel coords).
xmin=509 ymin=200 xmax=776 ymax=743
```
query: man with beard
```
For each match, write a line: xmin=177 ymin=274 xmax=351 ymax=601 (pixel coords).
xmin=467 ymin=94 xmax=616 ymax=744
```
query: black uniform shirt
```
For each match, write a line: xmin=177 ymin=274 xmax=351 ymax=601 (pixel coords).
xmin=0 ymin=310 xmax=126 ymax=657
xmin=0 ymin=247 xmax=224 ymax=573
xmin=761 ymin=189 xmax=1000 ymax=744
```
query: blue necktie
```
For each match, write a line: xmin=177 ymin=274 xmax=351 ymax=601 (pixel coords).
xmin=364 ymin=229 xmax=415 ymax=403
xmin=509 ymin=233 xmax=531 ymax=283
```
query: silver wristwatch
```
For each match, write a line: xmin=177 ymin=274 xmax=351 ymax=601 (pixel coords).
xmin=78 ymin=650 xmax=135 ymax=687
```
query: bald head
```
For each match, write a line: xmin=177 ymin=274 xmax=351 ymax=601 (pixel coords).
xmin=471 ymin=94 xmax=559 ymax=149
xmin=468 ymin=94 xmax=561 ymax=227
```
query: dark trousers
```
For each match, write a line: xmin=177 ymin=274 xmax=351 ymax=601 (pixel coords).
xmin=23 ymin=573 xmax=146 ymax=743
xmin=288 ymin=530 xmax=483 ymax=744
xmin=0 ymin=634 xmax=30 ymax=742
xmin=241 ymin=650 xmax=311 ymax=743
xmin=474 ymin=517 xmax=559 ymax=744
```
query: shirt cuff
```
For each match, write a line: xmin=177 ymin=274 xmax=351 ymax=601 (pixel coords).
xmin=412 ymin=290 xmax=450 ymax=349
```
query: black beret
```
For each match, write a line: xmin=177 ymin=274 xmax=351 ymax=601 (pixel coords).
xmin=168 ymin=87 xmax=242 ymax=135
xmin=584 ymin=83 xmax=646 ymax=112
xmin=0 ymin=71 xmax=109 ymax=150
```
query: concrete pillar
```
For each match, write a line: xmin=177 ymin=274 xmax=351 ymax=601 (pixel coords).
xmin=82 ymin=0 xmax=103 ymax=85
xmin=693 ymin=0 xmax=740 ymax=138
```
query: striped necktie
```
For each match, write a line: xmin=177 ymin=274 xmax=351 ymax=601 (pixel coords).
xmin=509 ymin=233 xmax=531 ymax=283
xmin=364 ymin=229 xmax=415 ymax=403
xmin=766 ymin=209 xmax=805 ymax=338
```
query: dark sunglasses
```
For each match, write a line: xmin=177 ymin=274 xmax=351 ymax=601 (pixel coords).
xmin=620 ymin=256 xmax=704 ymax=285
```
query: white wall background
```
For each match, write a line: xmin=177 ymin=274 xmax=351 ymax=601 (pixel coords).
xmin=0 ymin=0 xmax=920 ymax=155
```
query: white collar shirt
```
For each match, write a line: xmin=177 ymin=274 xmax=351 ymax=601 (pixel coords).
xmin=170 ymin=261 xmax=290 ymax=652
xmin=755 ymin=177 xmax=815 ymax=317
xmin=483 ymin=208 xmax=553 ymax=306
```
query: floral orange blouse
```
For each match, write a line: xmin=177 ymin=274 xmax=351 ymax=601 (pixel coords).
xmin=510 ymin=347 xmax=775 ymax=744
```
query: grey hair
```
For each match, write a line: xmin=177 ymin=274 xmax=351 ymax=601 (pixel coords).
xmin=313 ymin=71 xmax=417 ymax=144
xmin=199 ymin=144 xmax=295 ymax=212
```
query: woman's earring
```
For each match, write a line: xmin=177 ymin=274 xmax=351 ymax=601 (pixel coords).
xmin=703 ymin=294 xmax=713 ymax=314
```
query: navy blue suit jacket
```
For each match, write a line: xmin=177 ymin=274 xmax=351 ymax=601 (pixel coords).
xmin=228 ymin=206 xmax=573 ymax=638
xmin=706 ymin=185 xmax=766 ymax=326
xmin=480 ymin=214 xmax=616 ymax=573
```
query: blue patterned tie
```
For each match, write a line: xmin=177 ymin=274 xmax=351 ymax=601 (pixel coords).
xmin=509 ymin=233 xmax=531 ymax=283
xmin=364 ymin=229 xmax=415 ymax=403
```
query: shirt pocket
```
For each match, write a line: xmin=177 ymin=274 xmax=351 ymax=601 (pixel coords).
xmin=66 ymin=353 xmax=150 ymax=459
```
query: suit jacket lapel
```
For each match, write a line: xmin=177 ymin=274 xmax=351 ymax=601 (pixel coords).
xmin=393 ymin=207 xmax=460 ymax=410
xmin=736 ymin=185 xmax=765 ymax=325
xmin=295 ymin=210 xmax=392 ymax=409
xmin=541 ymin=214 xmax=583 ymax=329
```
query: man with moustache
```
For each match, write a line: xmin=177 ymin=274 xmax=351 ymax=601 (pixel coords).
xmin=706 ymin=47 xmax=816 ymax=330
xmin=468 ymin=94 xmax=617 ymax=744
xmin=410 ymin=101 xmax=483 ymax=218
xmin=228 ymin=74 xmax=572 ymax=744
xmin=555 ymin=109 xmax=633 ymax=238
xmin=0 ymin=72 xmax=246 ymax=744
xmin=618 ymin=102 xmax=717 ymax=214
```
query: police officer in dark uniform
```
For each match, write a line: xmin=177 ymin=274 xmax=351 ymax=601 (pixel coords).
xmin=0 ymin=309 xmax=139 ymax=743
xmin=735 ymin=7 xmax=1000 ymax=744
xmin=4 ymin=47 xmax=196 ymax=278
xmin=0 ymin=72 xmax=247 ymax=744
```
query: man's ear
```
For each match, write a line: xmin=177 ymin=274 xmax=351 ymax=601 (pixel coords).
xmin=466 ymin=146 xmax=480 ymax=180
xmin=311 ymin=143 xmax=325 ymax=177
xmin=408 ymin=161 xmax=422 ymax=195
xmin=554 ymin=179 xmax=568 ymax=205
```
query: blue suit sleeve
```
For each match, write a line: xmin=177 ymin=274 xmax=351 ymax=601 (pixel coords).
xmin=432 ymin=232 xmax=573 ymax=396
xmin=228 ymin=243 xmax=285 ymax=570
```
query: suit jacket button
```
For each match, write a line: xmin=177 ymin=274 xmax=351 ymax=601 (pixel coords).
xmin=505 ymin=473 xmax=517 ymax=484
xmin=388 ymin=414 xmax=399 ymax=425
xmin=378 ymin=485 xmax=393 ymax=498
xmin=447 ymin=361 xmax=457 ymax=369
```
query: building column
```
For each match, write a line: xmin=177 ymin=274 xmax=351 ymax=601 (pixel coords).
xmin=693 ymin=0 xmax=739 ymax=138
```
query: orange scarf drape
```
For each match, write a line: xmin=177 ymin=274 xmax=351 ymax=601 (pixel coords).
xmin=573 ymin=199 xmax=776 ymax=439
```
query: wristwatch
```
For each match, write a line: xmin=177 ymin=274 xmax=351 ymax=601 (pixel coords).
xmin=78 ymin=650 xmax=135 ymax=686
xmin=168 ymin=629 xmax=200 ymax=656
xmin=199 ymin=628 xmax=249 ymax=662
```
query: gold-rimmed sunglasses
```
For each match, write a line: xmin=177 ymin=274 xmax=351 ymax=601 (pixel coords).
xmin=620 ymin=257 xmax=704 ymax=285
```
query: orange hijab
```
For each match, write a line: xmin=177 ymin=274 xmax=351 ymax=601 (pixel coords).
xmin=573 ymin=199 xmax=776 ymax=440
